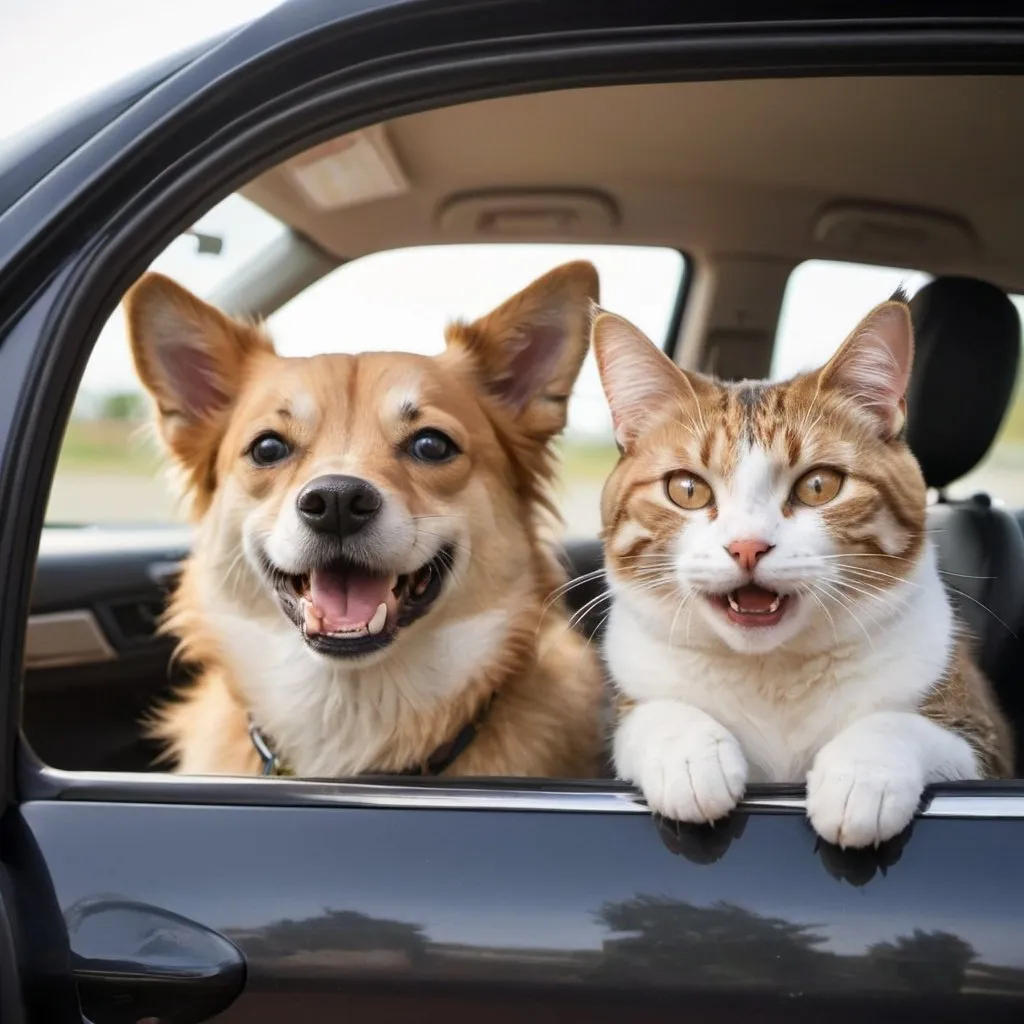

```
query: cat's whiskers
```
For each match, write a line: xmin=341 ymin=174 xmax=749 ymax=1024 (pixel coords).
xmin=541 ymin=569 xmax=608 ymax=614
xmin=834 ymin=564 xmax=1013 ymax=637
xmin=668 ymin=587 xmax=697 ymax=650
xmin=799 ymin=583 xmax=838 ymax=641
xmin=832 ymin=575 xmax=912 ymax=618
xmin=831 ymin=564 xmax=921 ymax=590
xmin=564 ymin=589 xmax=614 ymax=635
xmin=940 ymin=584 xmax=1018 ymax=639
xmin=811 ymin=579 xmax=876 ymax=648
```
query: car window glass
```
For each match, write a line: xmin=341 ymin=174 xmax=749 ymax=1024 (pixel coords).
xmin=773 ymin=259 xmax=1024 ymax=504
xmin=48 ymin=234 xmax=685 ymax=538
xmin=48 ymin=194 xmax=290 ymax=526
xmin=771 ymin=259 xmax=932 ymax=380
xmin=268 ymin=244 xmax=686 ymax=538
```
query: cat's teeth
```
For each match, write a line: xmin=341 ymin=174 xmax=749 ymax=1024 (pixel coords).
xmin=367 ymin=602 xmax=388 ymax=636
xmin=727 ymin=592 xmax=783 ymax=614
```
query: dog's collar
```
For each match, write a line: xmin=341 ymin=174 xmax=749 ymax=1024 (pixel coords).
xmin=248 ymin=695 xmax=495 ymax=779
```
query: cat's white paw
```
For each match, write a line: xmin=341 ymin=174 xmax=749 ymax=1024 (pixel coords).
xmin=806 ymin=741 xmax=923 ymax=848
xmin=617 ymin=707 xmax=748 ymax=824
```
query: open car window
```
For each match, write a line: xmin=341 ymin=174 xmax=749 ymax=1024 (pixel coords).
xmin=773 ymin=259 xmax=1024 ymax=503
xmin=47 ymin=230 xmax=685 ymax=538
xmin=267 ymin=244 xmax=686 ymax=538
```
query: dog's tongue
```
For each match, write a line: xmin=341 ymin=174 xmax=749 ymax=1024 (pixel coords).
xmin=733 ymin=583 xmax=778 ymax=612
xmin=310 ymin=568 xmax=391 ymax=630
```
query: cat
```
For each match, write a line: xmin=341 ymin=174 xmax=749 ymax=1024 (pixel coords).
xmin=591 ymin=292 xmax=1013 ymax=849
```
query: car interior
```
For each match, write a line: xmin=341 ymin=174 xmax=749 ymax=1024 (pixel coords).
xmin=25 ymin=74 xmax=1024 ymax=777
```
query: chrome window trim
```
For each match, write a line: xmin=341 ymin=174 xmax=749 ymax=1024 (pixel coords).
xmin=26 ymin=766 xmax=1024 ymax=820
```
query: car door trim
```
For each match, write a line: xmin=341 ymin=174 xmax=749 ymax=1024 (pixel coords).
xmin=22 ymin=764 xmax=1024 ymax=820
xmin=24 ymin=611 xmax=116 ymax=670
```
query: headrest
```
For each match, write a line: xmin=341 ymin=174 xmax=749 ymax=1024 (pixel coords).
xmin=906 ymin=276 xmax=1021 ymax=490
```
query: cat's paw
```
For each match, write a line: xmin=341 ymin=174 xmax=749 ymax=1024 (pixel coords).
xmin=623 ymin=720 xmax=748 ymax=824
xmin=806 ymin=742 xmax=923 ymax=849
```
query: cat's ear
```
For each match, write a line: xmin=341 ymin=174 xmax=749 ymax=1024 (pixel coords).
xmin=125 ymin=272 xmax=273 ymax=467
xmin=593 ymin=311 xmax=709 ymax=451
xmin=444 ymin=261 xmax=599 ymax=440
xmin=819 ymin=298 xmax=914 ymax=438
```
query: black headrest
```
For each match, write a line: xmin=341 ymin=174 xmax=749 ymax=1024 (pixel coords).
xmin=906 ymin=276 xmax=1021 ymax=490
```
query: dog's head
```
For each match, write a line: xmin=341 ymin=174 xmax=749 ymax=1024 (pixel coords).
xmin=125 ymin=262 xmax=598 ymax=664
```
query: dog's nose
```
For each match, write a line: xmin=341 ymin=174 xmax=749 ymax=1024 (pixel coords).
xmin=726 ymin=539 xmax=773 ymax=573
xmin=296 ymin=475 xmax=383 ymax=537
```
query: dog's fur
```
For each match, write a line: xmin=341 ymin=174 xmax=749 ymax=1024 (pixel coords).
xmin=125 ymin=262 xmax=605 ymax=779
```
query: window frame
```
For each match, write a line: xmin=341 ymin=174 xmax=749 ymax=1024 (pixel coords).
xmin=2 ymin=4 xmax=1024 ymax=821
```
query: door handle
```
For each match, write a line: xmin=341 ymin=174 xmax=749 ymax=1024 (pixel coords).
xmin=66 ymin=896 xmax=245 ymax=1024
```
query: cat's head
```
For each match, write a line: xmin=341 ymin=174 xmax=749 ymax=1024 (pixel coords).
xmin=593 ymin=294 xmax=924 ymax=655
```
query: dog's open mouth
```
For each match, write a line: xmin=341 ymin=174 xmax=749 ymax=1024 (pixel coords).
xmin=271 ymin=545 xmax=455 ymax=658
xmin=709 ymin=583 xmax=791 ymax=628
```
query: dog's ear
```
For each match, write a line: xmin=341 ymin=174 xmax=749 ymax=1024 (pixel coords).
xmin=445 ymin=261 xmax=599 ymax=440
xmin=124 ymin=272 xmax=273 ymax=484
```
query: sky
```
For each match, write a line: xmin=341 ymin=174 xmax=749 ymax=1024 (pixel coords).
xmin=0 ymin=0 xmax=284 ymax=151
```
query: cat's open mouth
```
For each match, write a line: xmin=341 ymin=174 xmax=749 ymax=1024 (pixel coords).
xmin=709 ymin=584 xmax=790 ymax=628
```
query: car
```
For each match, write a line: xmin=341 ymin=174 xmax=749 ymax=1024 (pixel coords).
xmin=3 ymin=2 xmax=1024 ymax=1022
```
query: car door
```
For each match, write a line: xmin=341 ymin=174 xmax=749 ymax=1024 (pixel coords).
xmin=2 ymin=3 xmax=1024 ymax=1022
xmin=26 ymin=529 xmax=190 ymax=773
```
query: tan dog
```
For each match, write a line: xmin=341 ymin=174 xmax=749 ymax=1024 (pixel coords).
xmin=125 ymin=262 xmax=604 ymax=779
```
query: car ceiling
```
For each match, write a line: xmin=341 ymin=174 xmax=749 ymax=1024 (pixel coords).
xmin=242 ymin=76 xmax=1024 ymax=293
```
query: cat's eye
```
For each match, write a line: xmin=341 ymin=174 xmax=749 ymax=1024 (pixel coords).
xmin=666 ymin=471 xmax=713 ymax=510
xmin=793 ymin=467 xmax=844 ymax=507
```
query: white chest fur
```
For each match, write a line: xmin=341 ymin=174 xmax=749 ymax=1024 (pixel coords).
xmin=205 ymin=597 xmax=510 ymax=777
xmin=604 ymin=545 xmax=955 ymax=782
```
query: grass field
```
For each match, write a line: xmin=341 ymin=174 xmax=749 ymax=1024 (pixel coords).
xmin=55 ymin=419 xmax=162 ymax=474
xmin=46 ymin=408 xmax=1024 ymax=530
xmin=46 ymin=419 xmax=618 ymax=533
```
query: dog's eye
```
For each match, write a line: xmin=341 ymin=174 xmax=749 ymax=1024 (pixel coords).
xmin=248 ymin=432 xmax=292 ymax=467
xmin=407 ymin=429 xmax=459 ymax=464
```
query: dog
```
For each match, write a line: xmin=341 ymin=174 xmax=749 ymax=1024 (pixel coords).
xmin=125 ymin=261 xmax=605 ymax=779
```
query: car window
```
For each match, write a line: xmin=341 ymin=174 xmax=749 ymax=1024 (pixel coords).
xmin=268 ymin=244 xmax=685 ymax=538
xmin=771 ymin=260 xmax=932 ymax=380
xmin=48 ymin=232 xmax=685 ymax=539
xmin=773 ymin=259 xmax=1024 ymax=504
xmin=46 ymin=194 xmax=290 ymax=527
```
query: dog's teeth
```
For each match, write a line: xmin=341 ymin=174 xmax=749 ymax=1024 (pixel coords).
xmin=367 ymin=602 xmax=388 ymax=636
xmin=303 ymin=600 xmax=323 ymax=635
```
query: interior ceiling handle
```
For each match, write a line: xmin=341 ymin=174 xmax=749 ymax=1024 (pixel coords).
xmin=66 ymin=896 xmax=245 ymax=1024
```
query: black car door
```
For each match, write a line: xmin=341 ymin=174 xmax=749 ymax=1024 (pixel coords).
xmin=2 ymin=3 xmax=1024 ymax=1022
xmin=26 ymin=528 xmax=191 ymax=774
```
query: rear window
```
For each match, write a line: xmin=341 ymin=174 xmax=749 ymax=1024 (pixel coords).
xmin=773 ymin=259 xmax=1024 ymax=504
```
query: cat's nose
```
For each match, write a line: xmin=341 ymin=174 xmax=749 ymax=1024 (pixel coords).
xmin=726 ymin=539 xmax=773 ymax=573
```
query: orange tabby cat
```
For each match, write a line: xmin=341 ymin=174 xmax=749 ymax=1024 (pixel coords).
xmin=593 ymin=292 xmax=1012 ymax=848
